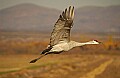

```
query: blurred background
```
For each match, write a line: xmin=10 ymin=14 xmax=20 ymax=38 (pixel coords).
xmin=0 ymin=0 xmax=120 ymax=78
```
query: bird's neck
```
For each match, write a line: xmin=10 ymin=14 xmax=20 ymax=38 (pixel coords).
xmin=69 ymin=41 xmax=84 ymax=48
xmin=69 ymin=40 xmax=97 ymax=49
xmin=73 ymin=41 xmax=95 ymax=47
xmin=76 ymin=42 xmax=87 ymax=46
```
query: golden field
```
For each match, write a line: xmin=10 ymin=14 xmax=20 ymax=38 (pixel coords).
xmin=0 ymin=32 xmax=120 ymax=78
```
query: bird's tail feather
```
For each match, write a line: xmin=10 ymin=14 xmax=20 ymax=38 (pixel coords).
xmin=29 ymin=54 xmax=46 ymax=63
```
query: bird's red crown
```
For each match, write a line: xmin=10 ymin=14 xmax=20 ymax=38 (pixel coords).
xmin=93 ymin=40 xmax=99 ymax=42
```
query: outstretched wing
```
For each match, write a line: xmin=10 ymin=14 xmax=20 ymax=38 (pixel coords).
xmin=49 ymin=6 xmax=74 ymax=46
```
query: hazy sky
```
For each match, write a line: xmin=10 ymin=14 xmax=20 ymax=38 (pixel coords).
xmin=0 ymin=0 xmax=120 ymax=10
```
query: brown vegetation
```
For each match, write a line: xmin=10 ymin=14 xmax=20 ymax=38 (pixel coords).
xmin=0 ymin=32 xmax=120 ymax=78
xmin=0 ymin=32 xmax=119 ymax=54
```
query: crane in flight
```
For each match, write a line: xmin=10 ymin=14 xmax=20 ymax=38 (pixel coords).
xmin=30 ymin=6 xmax=100 ymax=63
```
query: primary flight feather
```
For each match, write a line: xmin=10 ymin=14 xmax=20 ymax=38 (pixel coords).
xmin=50 ymin=6 xmax=74 ymax=46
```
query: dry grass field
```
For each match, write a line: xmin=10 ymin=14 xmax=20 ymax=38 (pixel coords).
xmin=0 ymin=32 xmax=120 ymax=78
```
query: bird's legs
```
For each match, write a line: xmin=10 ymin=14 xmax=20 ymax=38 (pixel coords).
xmin=29 ymin=51 xmax=63 ymax=63
xmin=29 ymin=54 xmax=46 ymax=63
xmin=45 ymin=51 xmax=63 ymax=55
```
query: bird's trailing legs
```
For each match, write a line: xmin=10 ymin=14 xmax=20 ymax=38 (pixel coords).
xmin=29 ymin=54 xmax=46 ymax=63
xmin=29 ymin=51 xmax=63 ymax=63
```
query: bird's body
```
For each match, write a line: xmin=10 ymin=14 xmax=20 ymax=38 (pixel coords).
xmin=30 ymin=6 xmax=100 ymax=63
xmin=47 ymin=41 xmax=77 ymax=53
xmin=46 ymin=40 xmax=99 ymax=53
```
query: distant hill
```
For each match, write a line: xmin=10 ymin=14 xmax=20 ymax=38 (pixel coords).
xmin=0 ymin=3 xmax=60 ymax=32
xmin=0 ymin=4 xmax=120 ymax=34
xmin=74 ymin=5 xmax=120 ymax=33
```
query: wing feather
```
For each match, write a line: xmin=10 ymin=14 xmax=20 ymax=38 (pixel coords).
xmin=49 ymin=6 xmax=74 ymax=46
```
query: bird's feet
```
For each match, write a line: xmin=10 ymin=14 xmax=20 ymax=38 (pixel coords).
xmin=29 ymin=59 xmax=38 ymax=63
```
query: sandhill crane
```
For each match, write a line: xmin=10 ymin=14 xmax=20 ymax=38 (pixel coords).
xmin=30 ymin=6 xmax=100 ymax=63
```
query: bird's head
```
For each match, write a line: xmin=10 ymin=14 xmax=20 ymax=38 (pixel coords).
xmin=91 ymin=40 xmax=101 ymax=44
xmin=87 ymin=40 xmax=101 ymax=45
